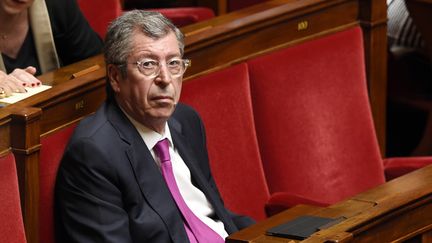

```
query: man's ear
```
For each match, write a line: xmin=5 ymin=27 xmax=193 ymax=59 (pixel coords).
xmin=107 ymin=64 xmax=122 ymax=93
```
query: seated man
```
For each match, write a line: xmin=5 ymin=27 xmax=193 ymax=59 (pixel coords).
xmin=54 ymin=10 xmax=254 ymax=242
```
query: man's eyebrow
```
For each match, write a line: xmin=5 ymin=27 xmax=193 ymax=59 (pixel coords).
xmin=137 ymin=53 xmax=182 ymax=61
xmin=137 ymin=52 xmax=159 ymax=60
xmin=167 ymin=54 xmax=182 ymax=60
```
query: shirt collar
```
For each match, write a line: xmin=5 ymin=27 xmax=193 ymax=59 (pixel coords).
xmin=120 ymin=108 xmax=174 ymax=150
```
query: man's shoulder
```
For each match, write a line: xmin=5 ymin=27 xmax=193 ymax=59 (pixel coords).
xmin=171 ymin=103 xmax=204 ymax=129
xmin=170 ymin=103 xmax=205 ymax=139
xmin=71 ymin=102 xmax=112 ymax=140
xmin=172 ymin=103 xmax=200 ymax=120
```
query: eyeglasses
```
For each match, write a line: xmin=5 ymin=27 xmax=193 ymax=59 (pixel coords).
xmin=131 ymin=58 xmax=191 ymax=78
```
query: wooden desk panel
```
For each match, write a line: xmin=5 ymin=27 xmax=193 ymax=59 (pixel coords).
xmin=226 ymin=205 xmax=322 ymax=242
xmin=5 ymin=54 xmax=106 ymax=135
xmin=228 ymin=165 xmax=432 ymax=243
xmin=182 ymin=0 xmax=359 ymax=80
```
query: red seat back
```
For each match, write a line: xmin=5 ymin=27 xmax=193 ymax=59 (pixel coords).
xmin=39 ymin=124 xmax=77 ymax=243
xmin=77 ymin=0 xmax=122 ymax=38
xmin=247 ymin=27 xmax=385 ymax=205
xmin=0 ymin=152 xmax=27 ymax=243
xmin=180 ymin=64 xmax=270 ymax=221
xmin=151 ymin=7 xmax=215 ymax=27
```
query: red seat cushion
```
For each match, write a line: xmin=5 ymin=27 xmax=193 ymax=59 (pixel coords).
xmin=39 ymin=123 xmax=77 ymax=243
xmin=247 ymin=27 xmax=385 ymax=205
xmin=0 ymin=152 xmax=27 ymax=243
xmin=181 ymin=63 xmax=270 ymax=221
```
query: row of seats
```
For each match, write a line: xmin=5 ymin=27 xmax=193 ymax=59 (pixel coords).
xmin=6 ymin=25 xmax=399 ymax=243
xmin=0 ymin=1 xmax=417 ymax=242
xmin=180 ymin=26 xmax=432 ymax=220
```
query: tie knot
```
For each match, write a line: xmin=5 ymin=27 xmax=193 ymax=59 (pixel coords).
xmin=154 ymin=138 xmax=170 ymax=163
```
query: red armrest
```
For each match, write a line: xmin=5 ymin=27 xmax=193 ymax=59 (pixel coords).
xmin=266 ymin=157 xmax=432 ymax=216
xmin=383 ymin=156 xmax=432 ymax=181
xmin=265 ymin=192 xmax=330 ymax=217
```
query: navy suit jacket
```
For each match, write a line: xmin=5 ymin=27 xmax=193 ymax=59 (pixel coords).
xmin=55 ymin=100 xmax=253 ymax=243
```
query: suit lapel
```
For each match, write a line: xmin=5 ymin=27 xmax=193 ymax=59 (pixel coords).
xmin=106 ymin=102 xmax=188 ymax=242
xmin=169 ymin=118 xmax=238 ymax=233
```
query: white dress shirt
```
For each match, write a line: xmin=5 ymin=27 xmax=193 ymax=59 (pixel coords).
xmin=123 ymin=112 xmax=229 ymax=239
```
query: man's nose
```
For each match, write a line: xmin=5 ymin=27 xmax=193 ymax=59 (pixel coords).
xmin=154 ymin=64 xmax=172 ymax=85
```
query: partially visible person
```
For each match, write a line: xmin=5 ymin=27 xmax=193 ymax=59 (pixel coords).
xmin=387 ymin=0 xmax=426 ymax=53
xmin=386 ymin=0 xmax=432 ymax=157
xmin=55 ymin=10 xmax=254 ymax=242
xmin=0 ymin=0 xmax=102 ymax=98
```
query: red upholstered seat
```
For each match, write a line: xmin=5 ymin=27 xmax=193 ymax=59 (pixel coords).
xmin=39 ymin=123 xmax=77 ymax=243
xmin=248 ymin=27 xmax=385 ymax=206
xmin=180 ymin=63 xmax=270 ymax=221
xmin=247 ymin=26 xmax=432 ymax=214
xmin=150 ymin=7 xmax=215 ymax=27
xmin=0 ymin=152 xmax=27 ymax=243
xmin=248 ymin=27 xmax=385 ymax=205
xmin=77 ymin=0 xmax=122 ymax=38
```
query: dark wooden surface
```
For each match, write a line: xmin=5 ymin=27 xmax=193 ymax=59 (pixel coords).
xmin=227 ymin=164 xmax=432 ymax=242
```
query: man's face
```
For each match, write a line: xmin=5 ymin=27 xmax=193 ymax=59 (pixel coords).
xmin=0 ymin=0 xmax=34 ymax=15
xmin=110 ymin=30 xmax=183 ymax=132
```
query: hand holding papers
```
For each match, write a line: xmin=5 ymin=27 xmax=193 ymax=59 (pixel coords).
xmin=0 ymin=85 xmax=51 ymax=106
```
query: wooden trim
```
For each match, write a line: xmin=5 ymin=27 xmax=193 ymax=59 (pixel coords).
xmin=10 ymin=107 xmax=42 ymax=243
xmin=359 ymin=0 xmax=388 ymax=155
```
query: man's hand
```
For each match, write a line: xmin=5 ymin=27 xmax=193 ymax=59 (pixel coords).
xmin=0 ymin=67 xmax=41 ymax=98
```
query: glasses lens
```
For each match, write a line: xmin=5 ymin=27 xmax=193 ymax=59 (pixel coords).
xmin=137 ymin=60 xmax=158 ymax=76
xmin=136 ymin=59 xmax=190 ymax=78
xmin=168 ymin=59 xmax=182 ymax=75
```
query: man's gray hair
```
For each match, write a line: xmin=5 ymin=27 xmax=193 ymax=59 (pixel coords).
xmin=104 ymin=10 xmax=185 ymax=101
xmin=104 ymin=10 xmax=185 ymax=67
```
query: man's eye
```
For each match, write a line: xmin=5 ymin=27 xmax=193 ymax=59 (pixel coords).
xmin=168 ymin=59 xmax=181 ymax=67
xmin=141 ymin=60 xmax=158 ymax=68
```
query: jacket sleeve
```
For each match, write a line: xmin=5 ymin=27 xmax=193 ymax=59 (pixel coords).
xmin=54 ymin=137 xmax=132 ymax=243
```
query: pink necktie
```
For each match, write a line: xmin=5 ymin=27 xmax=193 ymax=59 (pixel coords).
xmin=154 ymin=139 xmax=225 ymax=243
